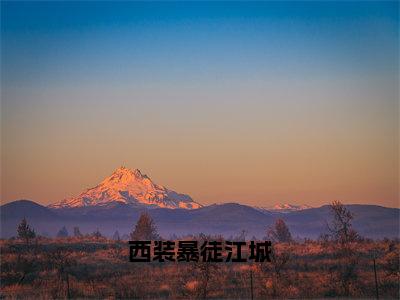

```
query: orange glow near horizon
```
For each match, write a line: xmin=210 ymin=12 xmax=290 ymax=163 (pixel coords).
xmin=1 ymin=79 xmax=398 ymax=208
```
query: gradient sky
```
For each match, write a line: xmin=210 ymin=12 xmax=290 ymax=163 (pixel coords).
xmin=1 ymin=1 xmax=398 ymax=208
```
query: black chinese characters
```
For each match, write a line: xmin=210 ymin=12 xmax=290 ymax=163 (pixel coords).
xmin=129 ymin=240 xmax=272 ymax=263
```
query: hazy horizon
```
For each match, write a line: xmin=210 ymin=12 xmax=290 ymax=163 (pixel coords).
xmin=1 ymin=2 xmax=399 ymax=208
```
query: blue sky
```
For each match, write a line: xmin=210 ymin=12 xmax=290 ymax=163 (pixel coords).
xmin=1 ymin=1 xmax=399 ymax=207
xmin=2 ymin=1 xmax=398 ymax=86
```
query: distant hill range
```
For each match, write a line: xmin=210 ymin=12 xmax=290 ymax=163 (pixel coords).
xmin=1 ymin=199 xmax=398 ymax=239
xmin=1 ymin=167 xmax=398 ymax=239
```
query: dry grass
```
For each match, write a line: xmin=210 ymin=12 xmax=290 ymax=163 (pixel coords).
xmin=0 ymin=237 xmax=398 ymax=299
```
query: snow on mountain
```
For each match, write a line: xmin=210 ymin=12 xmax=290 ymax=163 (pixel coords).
xmin=271 ymin=203 xmax=312 ymax=211
xmin=255 ymin=203 xmax=312 ymax=213
xmin=48 ymin=166 xmax=202 ymax=210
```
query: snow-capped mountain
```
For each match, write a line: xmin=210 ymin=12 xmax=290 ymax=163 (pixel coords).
xmin=255 ymin=203 xmax=312 ymax=213
xmin=49 ymin=166 xmax=202 ymax=210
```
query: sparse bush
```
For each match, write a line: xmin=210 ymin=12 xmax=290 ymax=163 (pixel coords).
xmin=326 ymin=201 xmax=360 ymax=297
xmin=73 ymin=227 xmax=82 ymax=238
xmin=130 ymin=212 xmax=160 ymax=240
xmin=112 ymin=230 xmax=120 ymax=241
xmin=327 ymin=201 xmax=358 ymax=246
xmin=57 ymin=226 xmax=69 ymax=238
xmin=17 ymin=218 xmax=36 ymax=244
xmin=91 ymin=228 xmax=103 ymax=240
xmin=268 ymin=219 xmax=292 ymax=243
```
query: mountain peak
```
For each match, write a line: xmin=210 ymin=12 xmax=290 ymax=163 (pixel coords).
xmin=272 ymin=203 xmax=312 ymax=211
xmin=110 ymin=166 xmax=146 ymax=181
xmin=254 ymin=203 xmax=312 ymax=213
xmin=113 ymin=165 xmax=139 ymax=173
xmin=114 ymin=165 xmax=132 ymax=173
xmin=49 ymin=167 xmax=202 ymax=210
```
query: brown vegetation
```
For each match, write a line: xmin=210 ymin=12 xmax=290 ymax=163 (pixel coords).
xmin=0 ymin=236 xmax=398 ymax=299
xmin=1 ymin=203 xmax=398 ymax=299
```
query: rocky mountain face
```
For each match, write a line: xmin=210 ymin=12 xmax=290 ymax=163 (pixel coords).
xmin=48 ymin=167 xmax=202 ymax=209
